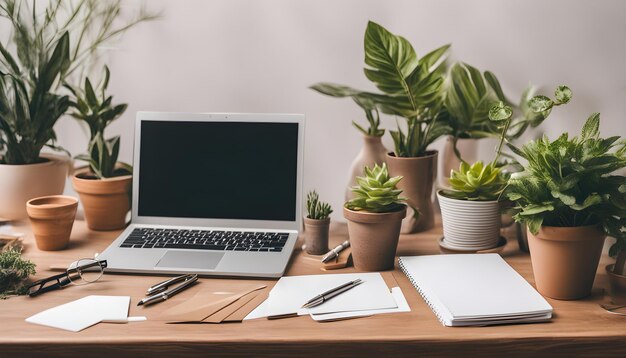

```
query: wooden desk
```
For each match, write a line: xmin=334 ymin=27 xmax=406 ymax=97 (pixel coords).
xmin=1 ymin=219 xmax=624 ymax=357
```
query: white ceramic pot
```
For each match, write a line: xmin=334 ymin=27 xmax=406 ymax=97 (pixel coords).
xmin=0 ymin=154 xmax=72 ymax=220
xmin=437 ymin=191 xmax=501 ymax=251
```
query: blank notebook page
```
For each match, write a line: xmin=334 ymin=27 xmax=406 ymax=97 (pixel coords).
xmin=399 ymin=254 xmax=552 ymax=323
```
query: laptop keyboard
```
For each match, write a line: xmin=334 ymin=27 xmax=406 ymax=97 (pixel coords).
xmin=120 ymin=228 xmax=290 ymax=252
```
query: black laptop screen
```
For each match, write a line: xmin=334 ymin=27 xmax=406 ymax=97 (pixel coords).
xmin=138 ymin=120 xmax=298 ymax=221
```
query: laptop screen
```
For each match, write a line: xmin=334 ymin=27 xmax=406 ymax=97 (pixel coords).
xmin=138 ymin=120 xmax=299 ymax=221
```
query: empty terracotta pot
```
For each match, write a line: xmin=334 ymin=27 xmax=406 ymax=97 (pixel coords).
xmin=344 ymin=206 xmax=406 ymax=271
xmin=386 ymin=151 xmax=437 ymax=233
xmin=606 ymin=264 xmax=626 ymax=304
xmin=72 ymin=168 xmax=132 ymax=231
xmin=527 ymin=225 xmax=606 ymax=300
xmin=303 ymin=217 xmax=330 ymax=255
xmin=26 ymin=195 xmax=78 ymax=251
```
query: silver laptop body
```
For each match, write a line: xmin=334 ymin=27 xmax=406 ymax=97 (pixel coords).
xmin=98 ymin=112 xmax=305 ymax=278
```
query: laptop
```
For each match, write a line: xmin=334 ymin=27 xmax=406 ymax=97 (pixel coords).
xmin=98 ymin=112 xmax=305 ymax=278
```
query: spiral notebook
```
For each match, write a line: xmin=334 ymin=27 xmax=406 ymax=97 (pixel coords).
xmin=399 ymin=254 xmax=552 ymax=327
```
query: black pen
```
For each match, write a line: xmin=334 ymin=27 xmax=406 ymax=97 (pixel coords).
xmin=301 ymin=279 xmax=363 ymax=308
xmin=137 ymin=274 xmax=198 ymax=306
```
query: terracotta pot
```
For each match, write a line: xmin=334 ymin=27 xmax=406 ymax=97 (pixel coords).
xmin=527 ymin=225 xmax=606 ymax=300
xmin=345 ymin=135 xmax=387 ymax=201
xmin=386 ymin=151 xmax=437 ymax=233
xmin=606 ymin=264 xmax=626 ymax=304
xmin=0 ymin=154 xmax=72 ymax=220
xmin=72 ymin=168 xmax=132 ymax=231
xmin=26 ymin=195 xmax=78 ymax=251
xmin=303 ymin=217 xmax=330 ymax=255
xmin=343 ymin=206 xmax=406 ymax=271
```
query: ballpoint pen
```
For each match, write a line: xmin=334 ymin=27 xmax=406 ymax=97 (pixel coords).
xmin=146 ymin=274 xmax=195 ymax=295
xmin=301 ymin=279 xmax=363 ymax=309
xmin=138 ymin=274 xmax=198 ymax=306
xmin=321 ymin=240 xmax=350 ymax=263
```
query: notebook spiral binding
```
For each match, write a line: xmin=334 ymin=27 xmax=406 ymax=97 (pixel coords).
xmin=398 ymin=258 xmax=446 ymax=326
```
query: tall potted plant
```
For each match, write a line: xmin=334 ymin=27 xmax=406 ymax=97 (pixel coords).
xmin=67 ymin=67 xmax=132 ymax=231
xmin=344 ymin=163 xmax=407 ymax=271
xmin=0 ymin=0 xmax=156 ymax=220
xmin=437 ymin=102 xmax=512 ymax=251
xmin=507 ymin=86 xmax=626 ymax=300
xmin=309 ymin=84 xmax=386 ymax=200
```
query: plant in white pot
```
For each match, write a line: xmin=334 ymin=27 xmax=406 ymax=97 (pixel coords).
xmin=309 ymin=84 xmax=386 ymax=201
xmin=66 ymin=67 xmax=132 ymax=231
xmin=507 ymin=85 xmax=626 ymax=300
xmin=438 ymin=102 xmax=512 ymax=252
xmin=303 ymin=190 xmax=333 ymax=255
xmin=0 ymin=0 xmax=155 ymax=220
xmin=344 ymin=163 xmax=407 ymax=271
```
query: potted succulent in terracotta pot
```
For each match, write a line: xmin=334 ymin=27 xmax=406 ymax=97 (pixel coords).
xmin=309 ymin=84 xmax=387 ymax=201
xmin=344 ymin=163 xmax=407 ymax=271
xmin=507 ymin=85 xmax=626 ymax=300
xmin=303 ymin=190 xmax=333 ymax=255
xmin=66 ymin=67 xmax=132 ymax=231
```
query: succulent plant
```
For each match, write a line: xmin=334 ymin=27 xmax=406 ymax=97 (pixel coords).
xmin=306 ymin=191 xmax=333 ymax=220
xmin=345 ymin=163 xmax=407 ymax=212
xmin=442 ymin=161 xmax=509 ymax=201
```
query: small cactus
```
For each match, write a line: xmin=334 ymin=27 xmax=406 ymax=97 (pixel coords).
xmin=306 ymin=191 xmax=333 ymax=220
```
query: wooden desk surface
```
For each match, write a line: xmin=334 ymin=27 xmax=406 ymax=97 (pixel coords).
xmin=1 ymin=219 xmax=624 ymax=357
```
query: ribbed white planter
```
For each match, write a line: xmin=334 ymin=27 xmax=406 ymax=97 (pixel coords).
xmin=437 ymin=191 xmax=501 ymax=251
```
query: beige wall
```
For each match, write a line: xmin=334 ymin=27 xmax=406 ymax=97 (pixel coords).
xmin=53 ymin=0 xmax=626 ymax=220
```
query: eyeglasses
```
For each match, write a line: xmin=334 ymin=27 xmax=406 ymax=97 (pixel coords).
xmin=27 ymin=259 xmax=107 ymax=297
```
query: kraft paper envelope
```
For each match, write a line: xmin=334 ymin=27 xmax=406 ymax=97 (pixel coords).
xmin=161 ymin=285 xmax=266 ymax=323
xmin=224 ymin=290 xmax=270 ymax=322
xmin=203 ymin=289 xmax=262 ymax=323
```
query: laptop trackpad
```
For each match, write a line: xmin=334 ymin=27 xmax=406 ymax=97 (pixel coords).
xmin=155 ymin=250 xmax=224 ymax=270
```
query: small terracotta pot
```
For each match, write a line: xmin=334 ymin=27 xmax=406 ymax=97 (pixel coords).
xmin=527 ymin=225 xmax=606 ymax=300
xmin=303 ymin=217 xmax=330 ymax=255
xmin=386 ymin=151 xmax=437 ymax=233
xmin=606 ymin=264 xmax=626 ymax=304
xmin=72 ymin=168 xmax=132 ymax=231
xmin=345 ymin=135 xmax=388 ymax=201
xmin=26 ymin=195 xmax=78 ymax=251
xmin=343 ymin=206 xmax=406 ymax=271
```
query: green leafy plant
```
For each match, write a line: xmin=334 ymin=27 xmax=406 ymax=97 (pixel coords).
xmin=0 ymin=0 xmax=157 ymax=165
xmin=440 ymin=101 xmax=513 ymax=201
xmin=309 ymin=83 xmax=384 ymax=137
xmin=306 ymin=190 xmax=333 ymax=220
xmin=505 ymin=86 xmax=626 ymax=274
xmin=345 ymin=163 xmax=407 ymax=212
xmin=0 ymin=248 xmax=36 ymax=299
xmin=66 ymin=66 xmax=130 ymax=178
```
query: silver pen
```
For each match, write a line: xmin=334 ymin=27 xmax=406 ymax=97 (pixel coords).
xmin=301 ymin=279 xmax=363 ymax=308
xmin=321 ymin=240 xmax=350 ymax=263
xmin=138 ymin=274 xmax=198 ymax=306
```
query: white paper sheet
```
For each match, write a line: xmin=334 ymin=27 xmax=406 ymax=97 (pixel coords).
xmin=243 ymin=298 xmax=268 ymax=321
xmin=310 ymin=287 xmax=410 ymax=321
xmin=25 ymin=296 xmax=130 ymax=332
xmin=264 ymin=273 xmax=397 ymax=318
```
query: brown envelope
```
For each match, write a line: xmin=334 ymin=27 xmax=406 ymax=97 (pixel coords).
xmin=223 ymin=289 xmax=269 ymax=322
xmin=203 ymin=289 xmax=262 ymax=323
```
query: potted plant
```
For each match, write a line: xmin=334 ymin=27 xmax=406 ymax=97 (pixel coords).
xmin=607 ymin=238 xmax=626 ymax=302
xmin=67 ymin=67 xmax=132 ymax=231
xmin=344 ymin=163 xmax=407 ymax=271
xmin=0 ymin=0 xmax=155 ymax=220
xmin=309 ymin=84 xmax=386 ymax=200
xmin=437 ymin=102 xmax=512 ymax=251
xmin=507 ymin=85 xmax=626 ymax=300
xmin=303 ymin=190 xmax=333 ymax=255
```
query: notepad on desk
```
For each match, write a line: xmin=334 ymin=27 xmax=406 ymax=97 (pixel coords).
xmin=399 ymin=254 xmax=552 ymax=327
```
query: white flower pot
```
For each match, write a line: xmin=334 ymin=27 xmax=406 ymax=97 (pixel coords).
xmin=0 ymin=154 xmax=71 ymax=220
xmin=437 ymin=191 xmax=501 ymax=251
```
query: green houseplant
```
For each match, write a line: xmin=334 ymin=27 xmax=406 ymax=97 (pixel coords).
xmin=506 ymin=85 xmax=626 ymax=299
xmin=344 ymin=163 xmax=407 ymax=271
xmin=0 ymin=248 xmax=36 ymax=298
xmin=437 ymin=102 xmax=512 ymax=252
xmin=308 ymin=84 xmax=388 ymax=200
xmin=303 ymin=190 xmax=333 ymax=255
xmin=0 ymin=0 xmax=155 ymax=219
xmin=68 ymin=67 xmax=132 ymax=231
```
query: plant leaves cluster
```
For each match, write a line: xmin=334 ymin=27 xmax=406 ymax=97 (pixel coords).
xmin=0 ymin=248 xmax=36 ymax=299
xmin=306 ymin=190 xmax=333 ymax=220
xmin=345 ymin=163 xmax=407 ymax=212
xmin=506 ymin=87 xmax=626 ymax=245
xmin=442 ymin=161 xmax=509 ymax=201
xmin=66 ymin=66 xmax=130 ymax=178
